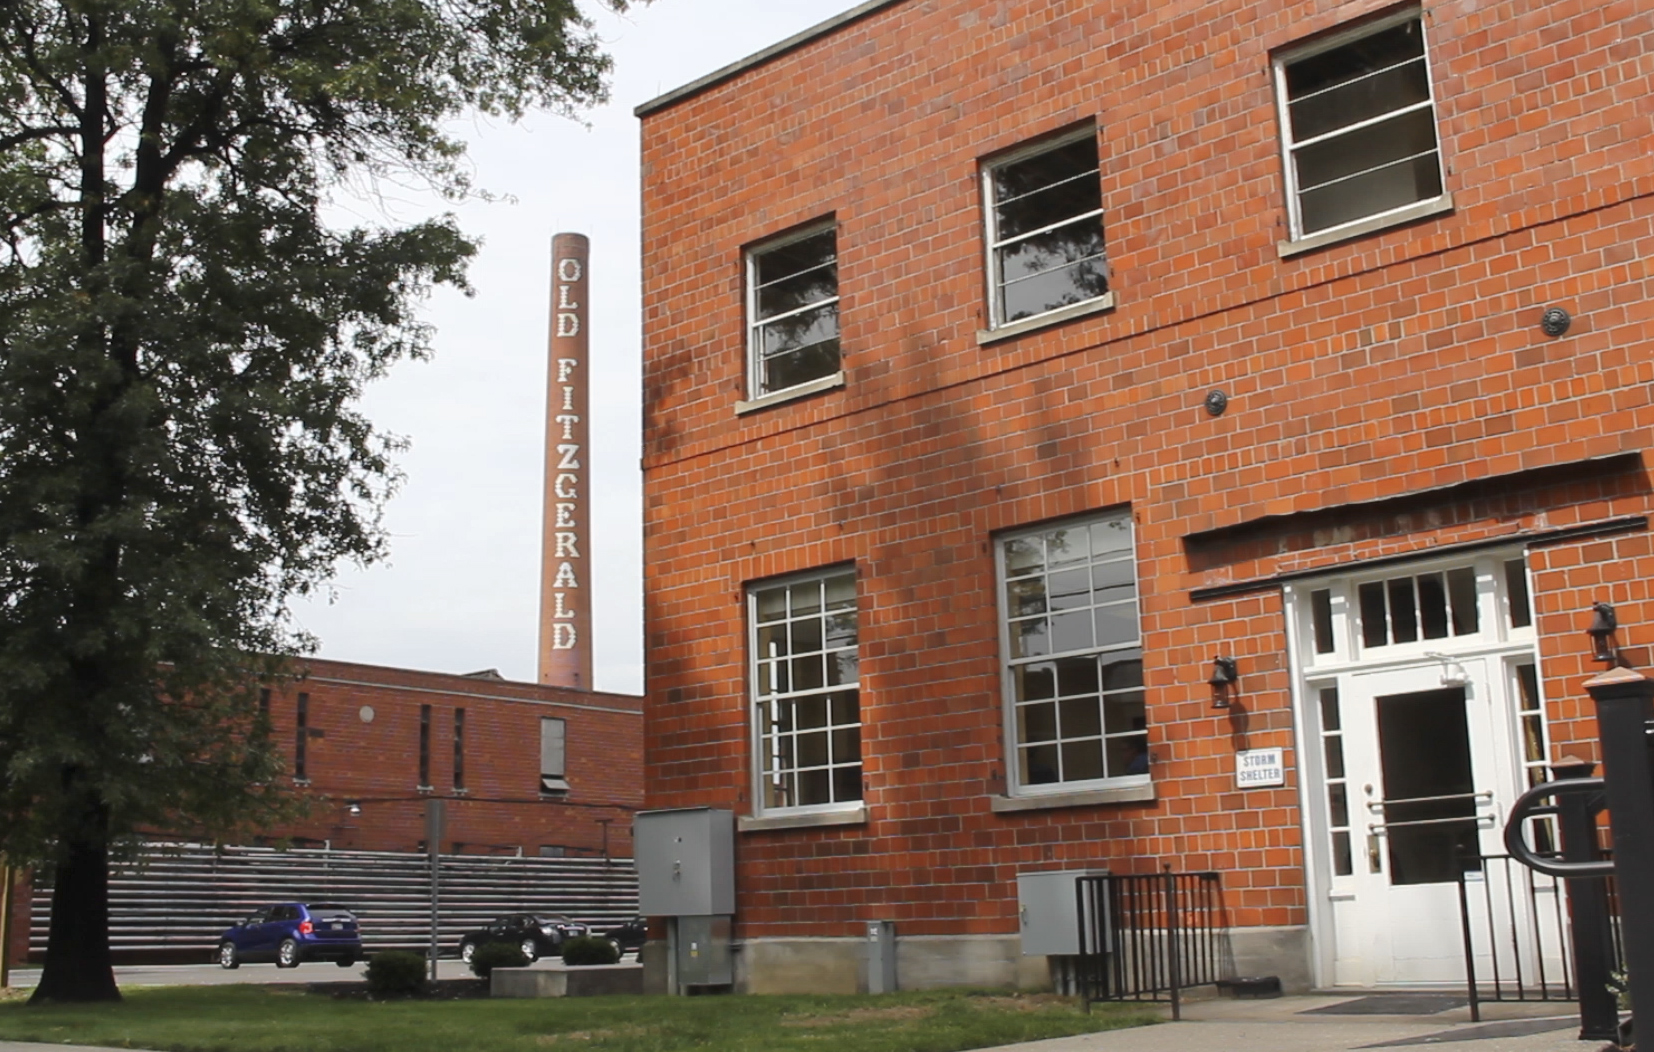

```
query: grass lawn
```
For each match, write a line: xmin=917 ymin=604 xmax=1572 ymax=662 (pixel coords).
xmin=0 ymin=983 xmax=1159 ymax=1052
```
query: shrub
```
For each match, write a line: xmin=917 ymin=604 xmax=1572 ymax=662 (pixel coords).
xmin=561 ymin=935 xmax=620 ymax=966
xmin=469 ymin=941 xmax=530 ymax=979
xmin=364 ymin=950 xmax=428 ymax=998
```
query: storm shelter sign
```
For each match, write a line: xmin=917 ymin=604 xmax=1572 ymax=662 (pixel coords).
xmin=539 ymin=233 xmax=592 ymax=690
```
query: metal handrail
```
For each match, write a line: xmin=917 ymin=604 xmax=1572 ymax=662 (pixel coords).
xmin=1370 ymin=813 xmax=1495 ymax=834
xmin=1366 ymin=789 xmax=1494 ymax=813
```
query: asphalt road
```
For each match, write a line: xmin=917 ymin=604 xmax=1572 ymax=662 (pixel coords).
xmin=5 ymin=955 xmax=618 ymax=988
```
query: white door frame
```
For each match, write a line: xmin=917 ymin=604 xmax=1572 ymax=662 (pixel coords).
xmin=1285 ymin=549 xmax=1541 ymax=989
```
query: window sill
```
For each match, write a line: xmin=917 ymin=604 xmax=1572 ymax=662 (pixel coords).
xmin=1277 ymin=194 xmax=1455 ymax=258
xmin=976 ymin=293 xmax=1115 ymax=346
xmin=738 ymin=804 xmax=868 ymax=832
xmin=736 ymin=372 xmax=845 ymax=415
xmin=990 ymin=783 xmax=1155 ymax=812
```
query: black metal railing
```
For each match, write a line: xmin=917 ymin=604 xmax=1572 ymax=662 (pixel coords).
xmin=1076 ymin=870 xmax=1231 ymax=1020
xmin=1456 ymin=852 xmax=1622 ymax=1021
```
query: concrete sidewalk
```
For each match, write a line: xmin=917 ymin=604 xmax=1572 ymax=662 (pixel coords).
xmin=982 ymin=993 xmax=1612 ymax=1052
xmin=0 ymin=991 xmax=1617 ymax=1052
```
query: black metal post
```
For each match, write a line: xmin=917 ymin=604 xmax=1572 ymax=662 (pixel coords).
xmin=1166 ymin=868 xmax=1182 ymax=1022
xmin=1551 ymin=760 xmax=1619 ymax=1042
xmin=1457 ymin=869 xmax=1481 ymax=1022
xmin=1585 ymin=666 xmax=1654 ymax=1046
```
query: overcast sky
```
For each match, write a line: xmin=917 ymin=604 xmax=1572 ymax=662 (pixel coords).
xmin=290 ymin=1 xmax=857 ymax=694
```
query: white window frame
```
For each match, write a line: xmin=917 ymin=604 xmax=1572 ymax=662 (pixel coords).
xmin=1293 ymin=551 xmax=1537 ymax=673
xmin=1273 ymin=8 xmax=1449 ymax=247
xmin=980 ymin=126 xmax=1111 ymax=333
xmin=995 ymin=509 xmax=1147 ymax=797
xmin=748 ymin=567 xmax=862 ymax=817
xmin=744 ymin=220 xmax=840 ymax=402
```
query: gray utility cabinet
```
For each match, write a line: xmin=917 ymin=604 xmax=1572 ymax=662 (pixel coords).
xmin=674 ymin=914 xmax=734 ymax=986
xmin=1016 ymin=869 xmax=1110 ymax=956
xmin=634 ymin=807 xmax=735 ymax=916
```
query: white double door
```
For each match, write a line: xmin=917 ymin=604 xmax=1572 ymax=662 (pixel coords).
xmin=1322 ymin=658 xmax=1520 ymax=987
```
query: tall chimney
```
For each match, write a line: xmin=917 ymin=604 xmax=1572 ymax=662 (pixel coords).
xmin=538 ymin=233 xmax=593 ymax=690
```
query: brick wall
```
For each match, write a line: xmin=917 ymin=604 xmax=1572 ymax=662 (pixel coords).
xmin=239 ymin=658 xmax=642 ymax=859
xmin=637 ymin=0 xmax=1654 ymax=947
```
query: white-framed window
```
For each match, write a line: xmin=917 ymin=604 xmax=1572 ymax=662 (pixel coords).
xmin=997 ymin=510 xmax=1145 ymax=793
xmin=745 ymin=220 xmax=839 ymax=400
xmin=1300 ymin=553 xmax=1534 ymax=668
xmin=749 ymin=568 xmax=860 ymax=814
xmin=1274 ymin=9 xmax=1446 ymax=241
xmin=1512 ymin=659 xmax=1556 ymax=854
xmin=981 ymin=127 xmax=1109 ymax=329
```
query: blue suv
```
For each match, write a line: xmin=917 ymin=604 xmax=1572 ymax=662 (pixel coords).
xmin=217 ymin=902 xmax=362 ymax=969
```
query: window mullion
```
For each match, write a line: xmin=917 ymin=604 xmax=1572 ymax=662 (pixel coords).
xmin=1288 ymin=98 xmax=1435 ymax=151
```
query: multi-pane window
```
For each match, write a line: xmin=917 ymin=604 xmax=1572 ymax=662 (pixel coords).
xmin=998 ymin=512 xmax=1145 ymax=791
xmin=982 ymin=128 xmax=1109 ymax=328
xmin=1514 ymin=662 xmax=1556 ymax=855
xmin=1307 ymin=555 xmax=1534 ymax=662
xmin=1357 ymin=566 xmax=1479 ymax=648
xmin=746 ymin=222 xmax=839 ymax=399
xmin=750 ymin=569 xmax=860 ymax=812
xmin=1319 ymin=686 xmax=1353 ymax=876
xmin=1275 ymin=11 xmax=1445 ymax=240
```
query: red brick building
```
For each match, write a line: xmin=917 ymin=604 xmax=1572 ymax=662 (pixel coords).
xmin=636 ymin=0 xmax=1653 ymax=992
xmin=254 ymin=658 xmax=642 ymax=858
xmin=4 ymin=659 xmax=642 ymax=969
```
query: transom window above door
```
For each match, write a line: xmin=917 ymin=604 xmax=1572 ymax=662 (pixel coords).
xmin=1301 ymin=554 xmax=1533 ymax=666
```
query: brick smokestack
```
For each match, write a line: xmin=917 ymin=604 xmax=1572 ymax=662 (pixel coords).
xmin=538 ymin=233 xmax=593 ymax=690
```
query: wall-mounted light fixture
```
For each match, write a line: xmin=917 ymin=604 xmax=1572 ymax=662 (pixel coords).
xmin=1587 ymin=602 xmax=1621 ymax=666
xmin=346 ymin=800 xmax=363 ymax=817
xmin=1208 ymin=656 xmax=1239 ymax=709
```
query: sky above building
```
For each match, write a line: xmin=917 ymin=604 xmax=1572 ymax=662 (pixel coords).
xmin=290 ymin=1 xmax=857 ymax=694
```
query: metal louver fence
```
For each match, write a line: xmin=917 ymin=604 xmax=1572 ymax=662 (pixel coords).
xmin=28 ymin=843 xmax=638 ymax=964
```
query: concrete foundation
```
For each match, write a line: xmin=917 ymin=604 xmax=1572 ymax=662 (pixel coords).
xmin=725 ymin=927 xmax=1309 ymax=996
xmin=1228 ymin=926 xmax=1312 ymax=994
xmin=490 ymin=963 xmax=644 ymax=998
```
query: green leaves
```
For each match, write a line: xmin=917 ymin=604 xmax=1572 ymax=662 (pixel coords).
xmin=0 ymin=0 xmax=622 ymax=866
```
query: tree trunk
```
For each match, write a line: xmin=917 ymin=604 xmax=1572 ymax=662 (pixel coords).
xmin=29 ymin=802 xmax=120 ymax=1003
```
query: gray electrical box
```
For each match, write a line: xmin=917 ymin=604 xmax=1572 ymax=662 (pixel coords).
xmin=1017 ymin=869 xmax=1109 ymax=956
xmin=674 ymin=914 xmax=734 ymax=987
xmin=635 ymin=807 xmax=735 ymax=916
xmin=863 ymin=920 xmax=896 ymax=994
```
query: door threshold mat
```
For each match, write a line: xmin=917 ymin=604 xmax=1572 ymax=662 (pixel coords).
xmin=1301 ymin=994 xmax=1469 ymax=1016
xmin=1355 ymin=1016 xmax=1575 ymax=1047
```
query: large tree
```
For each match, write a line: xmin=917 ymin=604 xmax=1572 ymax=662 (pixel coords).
xmin=0 ymin=0 xmax=623 ymax=1002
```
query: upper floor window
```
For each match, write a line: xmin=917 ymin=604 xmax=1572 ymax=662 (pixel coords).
xmin=1275 ymin=11 xmax=1446 ymax=242
xmin=746 ymin=222 xmax=839 ymax=400
xmin=982 ymin=128 xmax=1109 ymax=330
xmin=997 ymin=511 xmax=1145 ymax=793
xmin=750 ymin=568 xmax=860 ymax=814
